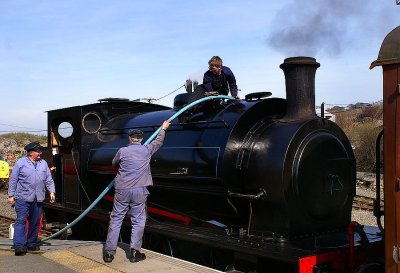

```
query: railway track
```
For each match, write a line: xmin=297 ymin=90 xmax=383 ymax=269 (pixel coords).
xmin=0 ymin=189 xmax=58 ymax=239
xmin=0 ymin=215 xmax=55 ymax=239
xmin=353 ymin=195 xmax=383 ymax=212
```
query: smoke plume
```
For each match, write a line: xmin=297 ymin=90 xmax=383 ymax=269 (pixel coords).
xmin=267 ymin=0 xmax=396 ymax=57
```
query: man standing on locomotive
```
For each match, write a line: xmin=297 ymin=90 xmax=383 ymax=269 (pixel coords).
xmin=103 ymin=120 xmax=171 ymax=263
xmin=184 ymin=56 xmax=239 ymax=112
xmin=7 ymin=141 xmax=56 ymax=256
xmin=203 ymin=55 xmax=240 ymax=99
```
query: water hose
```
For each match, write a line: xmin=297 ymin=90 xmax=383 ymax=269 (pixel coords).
xmin=35 ymin=95 xmax=234 ymax=242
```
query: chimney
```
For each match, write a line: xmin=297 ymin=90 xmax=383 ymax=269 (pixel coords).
xmin=280 ymin=57 xmax=320 ymax=121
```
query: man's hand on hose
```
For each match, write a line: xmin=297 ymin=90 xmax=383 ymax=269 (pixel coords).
xmin=162 ymin=120 xmax=171 ymax=131
xmin=205 ymin=91 xmax=219 ymax=96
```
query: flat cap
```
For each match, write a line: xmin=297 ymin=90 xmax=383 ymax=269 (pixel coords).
xmin=24 ymin=141 xmax=43 ymax=152
xmin=129 ymin=129 xmax=143 ymax=139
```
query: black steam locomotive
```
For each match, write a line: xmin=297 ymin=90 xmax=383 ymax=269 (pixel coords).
xmin=43 ymin=57 xmax=383 ymax=272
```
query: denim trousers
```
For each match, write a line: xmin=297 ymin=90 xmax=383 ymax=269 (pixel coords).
xmin=104 ymin=187 xmax=148 ymax=253
xmin=14 ymin=199 xmax=42 ymax=249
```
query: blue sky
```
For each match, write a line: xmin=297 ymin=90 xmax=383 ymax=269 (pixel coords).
xmin=0 ymin=0 xmax=398 ymax=134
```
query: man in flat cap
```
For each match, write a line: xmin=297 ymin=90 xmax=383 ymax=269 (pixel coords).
xmin=103 ymin=120 xmax=171 ymax=263
xmin=7 ymin=141 xmax=55 ymax=256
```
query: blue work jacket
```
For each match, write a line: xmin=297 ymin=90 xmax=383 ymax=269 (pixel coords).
xmin=8 ymin=156 xmax=55 ymax=202
xmin=203 ymin=66 xmax=238 ymax=97
xmin=112 ymin=130 xmax=165 ymax=190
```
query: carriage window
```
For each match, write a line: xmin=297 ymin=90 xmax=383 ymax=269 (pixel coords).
xmin=58 ymin=122 xmax=73 ymax=138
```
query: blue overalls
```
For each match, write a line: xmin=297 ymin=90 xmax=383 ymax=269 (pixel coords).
xmin=104 ymin=130 xmax=165 ymax=253
xmin=8 ymin=157 xmax=55 ymax=249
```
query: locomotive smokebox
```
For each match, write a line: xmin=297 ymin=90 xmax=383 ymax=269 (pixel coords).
xmin=280 ymin=57 xmax=320 ymax=121
xmin=231 ymin=56 xmax=356 ymax=239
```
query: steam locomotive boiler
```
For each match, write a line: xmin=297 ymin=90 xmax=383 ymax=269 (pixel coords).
xmin=43 ymin=57 xmax=376 ymax=272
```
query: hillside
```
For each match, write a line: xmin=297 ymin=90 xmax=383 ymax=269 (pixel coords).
xmin=328 ymin=102 xmax=383 ymax=172
xmin=0 ymin=133 xmax=47 ymax=166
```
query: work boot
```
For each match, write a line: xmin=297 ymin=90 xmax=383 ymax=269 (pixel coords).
xmin=14 ymin=247 xmax=27 ymax=256
xmin=129 ymin=249 xmax=146 ymax=263
xmin=27 ymin=245 xmax=40 ymax=251
xmin=103 ymin=252 xmax=114 ymax=263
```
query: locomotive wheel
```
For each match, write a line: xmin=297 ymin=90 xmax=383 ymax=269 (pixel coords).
xmin=354 ymin=262 xmax=384 ymax=273
xmin=92 ymin=222 xmax=108 ymax=240
xmin=144 ymin=233 xmax=173 ymax=256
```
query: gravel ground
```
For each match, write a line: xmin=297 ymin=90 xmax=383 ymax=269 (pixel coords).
xmin=352 ymin=209 xmax=382 ymax=227
xmin=0 ymin=191 xmax=16 ymax=219
xmin=354 ymin=171 xmax=384 ymax=227
xmin=353 ymin=187 xmax=383 ymax=227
